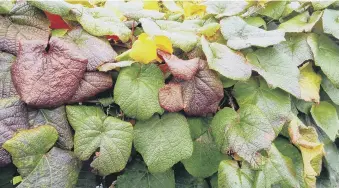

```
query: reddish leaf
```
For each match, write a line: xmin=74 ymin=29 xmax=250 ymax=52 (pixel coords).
xmin=158 ymin=50 xmax=199 ymax=80
xmin=69 ymin=72 xmax=113 ymax=103
xmin=44 ymin=11 xmax=70 ymax=29
xmin=106 ymin=35 xmax=120 ymax=41
xmin=11 ymin=37 xmax=88 ymax=107
xmin=159 ymin=63 xmax=169 ymax=75
xmin=159 ymin=83 xmax=184 ymax=112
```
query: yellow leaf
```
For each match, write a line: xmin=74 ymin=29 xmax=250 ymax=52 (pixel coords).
xmin=130 ymin=33 xmax=157 ymax=64
xmin=154 ymin=35 xmax=173 ymax=54
xmin=183 ymin=2 xmax=206 ymax=18
xmin=299 ymin=62 xmax=322 ymax=102
xmin=65 ymin=0 xmax=93 ymax=7
xmin=144 ymin=0 xmax=160 ymax=11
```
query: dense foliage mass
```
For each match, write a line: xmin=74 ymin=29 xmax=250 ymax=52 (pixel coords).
xmin=1 ymin=0 xmax=339 ymax=187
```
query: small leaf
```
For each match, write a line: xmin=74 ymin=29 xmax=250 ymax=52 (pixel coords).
xmin=114 ymin=63 xmax=164 ymax=120
xmin=159 ymin=83 xmax=184 ymax=112
xmin=211 ymin=105 xmax=275 ymax=168
xmin=116 ymin=160 xmax=175 ymax=188
xmin=278 ymin=11 xmax=322 ymax=32
xmin=66 ymin=105 xmax=133 ymax=175
xmin=11 ymin=37 xmax=88 ymax=107
xmin=218 ymin=160 xmax=255 ymax=187
xmin=134 ymin=113 xmax=193 ymax=173
xmin=0 ymin=52 xmax=17 ymax=98
xmin=201 ymin=36 xmax=252 ymax=81
xmin=311 ymin=101 xmax=339 ymax=141
xmin=3 ymin=125 xmax=58 ymax=178
xmin=299 ymin=62 xmax=321 ymax=102
xmin=69 ymin=72 xmax=112 ymax=103
xmin=220 ymin=16 xmax=285 ymax=50
xmin=323 ymin=9 xmax=339 ymax=40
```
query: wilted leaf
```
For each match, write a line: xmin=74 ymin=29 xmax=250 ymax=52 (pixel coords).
xmin=278 ymin=11 xmax=322 ymax=32
xmin=116 ymin=160 xmax=175 ymax=188
xmin=323 ymin=9 xmax=339 ymax=39
xmin=69 ymin=72 xmax=112 ymax=103
xmin=234 ymin=77 xmax=291 ymax=135
xmin=114 ymin=63 xmax=164 ymax=120
xmin=204 ymin=1 xmax=248 ymax=18
xmin=134 ymin=113 xmax=193 ymax=173
xmin=0 ymin=1 xmax=50 ymax=55
xmin=201 ymin=36 xmax=252 ymax=81
xmin=0 ymin=52 xmax=17 ymax=98
xmin=218 ymin=160 xmax=255 ymax=187
xmin=11 ymin=37 xmax=88 ymax=107
xmin=307 ymin=34 xmax=339 ymax=88
xmin=3 ymin=125 xmax=58 ymax=177
xmin=246 ymin=46 xmax=301 ymax=98
xmin=175 ymin=168 xmax=209 ymax=188
xmin=311 ymin=101 xmax=339 ymax=141
xmin=98 ymin=61 xmax=134 ymax=72
xmin=17 ymin=147 xmax=81 ymax=188
xmin=158 ymin=51 xmax=199 ymax=80
xmin=66 ymin=105 xmax=133 ymax=175
xmin=220 ymin=16 xmax=285 ymax=50
xmin=159 ymin=83 xmax=184 ymax=112
xmin=0 ymin=97 xmax=28 ymax=167
xmin=321 ymin=72 xmax=339 ymax=105
xmin=211 ymin=105 xmax=275 ymax=168
xmin=28 ymin=106 xmax=73 ymax=150
xmin=299 ymin=62 xmax=321 ymax=102
xmin=61 ymin=27 xmax=117 ymax=71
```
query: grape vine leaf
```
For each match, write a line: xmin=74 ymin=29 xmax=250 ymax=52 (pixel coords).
xmin=11 ymin=37 xmax=88 ymax=107
xmin=0 ymin=97 xmax=28 ymax=167
xmin=0 ymin=52 xmax=17 ymax=98
xmin=114 ymin=63 xmax=164 ymax=120
xmin=28 ymin=106 xmax=74 ymax=150
xmin=0 ymin=1 xmax=50 ymax=55
xmin=211 ymin=105 xmax=275 ymax=168
xmin=234 ymin=77 xmax=291 ymax=135
xmin=116 ymin=160 xmax=175 ymax=188
xmin=134 ymin=113 xmax=193 ymax=173
xmin=3 ymin=125 xmax=58 ymax=178
xmin=66 ymin=105 xmax=133 ymax=175
xmin=218 ymin=160 xmax=255 ymax=188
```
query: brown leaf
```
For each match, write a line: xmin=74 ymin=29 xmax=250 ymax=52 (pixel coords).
xmin=159 ymin=83 xmax=184 ymax=112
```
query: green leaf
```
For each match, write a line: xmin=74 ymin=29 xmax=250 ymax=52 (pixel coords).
xmin=66 ymin=105 xmax=133 ymax=175
xmin=293 ymin=97 xmax=313 ymax=114
xmin=0 ymin=0 xmax=14 ymax=14
xmin=187 ymin=117 xmax=211 ymax=141
xmin=234 ymin=77 xmax=291 ymax=135
xmin=211 ymin=105 xmax=275 ymax=168
xmin=323 ymin=9 xmax=339 ymax=40
xmin=307 ymin=34 xmax=339 ymax=87
xmin=321 ymin=71 xmax=339 ymax=105
xmin=218 ymin=160 xmax=255 ymax=188
xmin=134 ymin=113 xmax=193 ymax=173
xmin=175 ymin=168 xmax=208 ymax=188
xmin=17 ymin=147 xmax=81 ymax=188
xmin=312 ymin=1 xmax=335 ymax=10
xmin=28 ymin=106 xmax=73 ymax=150
xmin=3 ymin=125 xmax=58 ymax=178
xmin=244 ymin=17 xmax=267 ymax=29
xmin=246 ymin=46 xmax=301 ymax=98
xmin=311 ymin=101 xmax=339 ymax=141
xmin=0 ymin=52 xmax=17 ymax=98
xmin=258 ymin=1 xmax=287 ymax=20
xmin=299 ymin=62 xmax=322 ymax=102
xmin=253 ymin=138 xmax=305 ymax=188
xmin=29 ymin=0 xmax=76 ymax=18
xmin=220 ymin=16 xmax=285 ymax=50
xmin=114 ymin=63 xmax=164 ymax=120
xmin=201 ymin=36 xmax=251 ymax=81
xmin=116 ymin=160 xmax=175 ymax=188
xmin=204 ymin=1 xmax=249 ymax=18
xmin=278 ymin=11 xmax=322 ymax=32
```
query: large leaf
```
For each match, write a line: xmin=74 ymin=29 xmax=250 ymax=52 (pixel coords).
xmin=321 ymin=72 xmax=339 ymax=105
xmin=211 ymin=105 xmax=275 ymax=168
xmin=323 ymin=9 xmax=339 ymax=40
xmin=311 ymin=101 xmax=339 ymax=141
xmin=114 ymin=63 xmax=164 ymax=120
xmin=246 ymin=46 xmax=301 ymax=98
xmin=69 ymin=72 xmax=112 ymax=103
xmin=175 ymin=168 xmax=209 ymax=188
xmin=61 ymin=27 xmax=117 ymax=71
xmin=204 ymin=1 xmax=248 ymax=18
xmin=307 ymin=34 xmax=339 ymax=87
xmin=28 ymin=106 xmax=73 ymax=150
xmin=233 ymin=77 xmax=291 ymax=135
xmin=220 ymin=16 xmax=285 ymax=50
xmin=0 ymin=97 xmax=28 ymax=167
xmin=116 ymin=160 xmax=175 ymax=188
xmin=299 ymin=62 xmax=322 ymax=102
xmin=0 ymin=52 xmax=17 ymax=98
xmin=200 ymin=36 xmax=252 ymax=81
xmin=134 ymin=113 xmax=193 ymax=173
xmin=3 ymin=125 xmax=58 ymax=178
xmin=17 ymin=147 xmax=81 ymax=188
xmin=11 ymin=37 xmax=88 ymax=107
xmin=66 ymin=105 xmax=133 ymax=175
xmin=218 ymin=160 xmax=255 ymax=188
xmin=278 ymin=11 xmax=322 ymax=32
xmin=0 ymin=1 xmax=50 ymax=55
